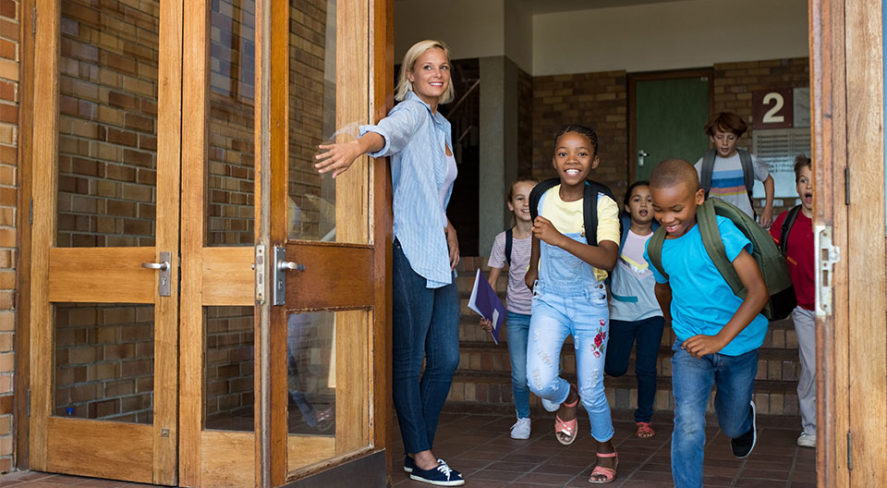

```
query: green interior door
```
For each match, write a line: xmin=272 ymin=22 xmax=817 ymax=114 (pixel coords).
xmin=634 ymin=74 xmax=712 ymax=181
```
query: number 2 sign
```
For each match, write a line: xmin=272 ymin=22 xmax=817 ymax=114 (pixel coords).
xmin=753 ymin=89 xmax=794 ymax=129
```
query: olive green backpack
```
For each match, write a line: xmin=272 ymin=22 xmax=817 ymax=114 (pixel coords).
xmin=646 ymin=197 xmax=796 ymax=320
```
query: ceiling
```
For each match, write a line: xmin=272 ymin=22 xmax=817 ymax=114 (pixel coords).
xmin=524 ymin=0 xmax=685 ymax=14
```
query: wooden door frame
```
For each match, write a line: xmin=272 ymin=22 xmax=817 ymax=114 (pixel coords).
xmin=627 ymin=67 xmax=714 ymax=184
xmin=811 ymin=1 xmax=887 ymax=487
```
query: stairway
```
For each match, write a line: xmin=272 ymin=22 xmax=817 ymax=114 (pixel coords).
xmin=446 ymin=256 xmax=804 ymax=418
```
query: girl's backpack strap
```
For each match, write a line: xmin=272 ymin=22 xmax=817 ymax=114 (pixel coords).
xmin=529 ymin=178 xmax=560 ymax=222
xmin=504 ymin=228 xmax=513 ymax=266
xmin=646 ymin=226 xmax=669 ymax=281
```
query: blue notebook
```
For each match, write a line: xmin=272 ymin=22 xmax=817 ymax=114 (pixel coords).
xmin=468 ymin=269 xmax=506 ymax=344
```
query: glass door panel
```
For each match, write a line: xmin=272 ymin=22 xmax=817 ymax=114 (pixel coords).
xmin=30 ymin=0 xmax=181 ymax=484
xmin=269 ymin=0 xmax=381 ymax=484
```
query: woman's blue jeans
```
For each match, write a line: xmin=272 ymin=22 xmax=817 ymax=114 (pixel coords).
xmin=505 ymin=311 xmax=531 ymax=419
xmin=604 ymin=316 xmax=665 ymax=423
xmin=391 ymin=240 xmax=460 ymax=454
xmin=671 ymin=340 xmax=758 ymax=488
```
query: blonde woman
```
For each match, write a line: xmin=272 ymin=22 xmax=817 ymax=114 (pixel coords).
xmin=315 ymin=40 xmax=463 ymax=486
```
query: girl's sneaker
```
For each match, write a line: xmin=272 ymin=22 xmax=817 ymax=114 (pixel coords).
xmin=510 ymin=417 xmax=531 ymax=439
xmin=409 ymin=459 xmax=465 ymax=486
xmin=797 ymin=432 xmax=816 ymax=448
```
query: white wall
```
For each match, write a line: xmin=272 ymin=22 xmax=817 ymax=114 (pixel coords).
xmin=504 ymin=0 xmax=533 ymax=73
xmin=533 ymin=0 xmax=808 ymax=75
xmin=394 ymin=0 xmax=505 ymax=63
xmin=395 ymin=0 xmax=809 ymax=76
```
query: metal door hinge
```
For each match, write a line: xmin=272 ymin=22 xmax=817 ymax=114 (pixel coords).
xmin=272 ymin=246 xmax=305 ymax=306
xmin=814 ymin=225 xmax=840 ymax=317
xmin=32 ymin=8 xmax=36 ymax=36
xmin=254 ymin=245 xmax=266 ymax=304
xmin=847 ymin=430 xmax=853 ymax=470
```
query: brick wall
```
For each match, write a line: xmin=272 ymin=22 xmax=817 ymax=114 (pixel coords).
xmin=0 ymin=0 xmax=15 ymax=473
xmin=529 ymin=59 xmax=810 ymax=210
xmin=532 ymin=71 xmax=629 ymax=197
xmin=207 ymin=0 xmax=256 ymax=247
xmin=287 ymin=0 xmax=335 ymax=242
xmin=712 ymin=57 xmax=810 ymax=218
xmin=57 ymin=1 xmax=159 ymax=248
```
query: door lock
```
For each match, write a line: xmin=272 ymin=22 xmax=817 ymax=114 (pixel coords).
xmin=638 ymin=149 xmax=649 ymax=167
xmin=272 ymin=246 xmax=306 ymax=306
xmin=142 ymin=251 xmax=172 ymax=297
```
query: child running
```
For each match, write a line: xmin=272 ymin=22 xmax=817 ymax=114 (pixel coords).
xmin=604 ymin=181 xmax=664 ymax=439
xmin=481 ymin=178 xmax=538 ymax=439
xmin=644 ymin=159 xmax=768 ymax=488
xmin=769 ymin=155 xmax=816 ymax=448
xmin=524 ymin=125 xmax=620 ymax=484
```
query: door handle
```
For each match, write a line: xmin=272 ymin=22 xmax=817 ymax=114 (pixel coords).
xmin=142 ymin=261 xmax=169 ymax=271
xmin=638 ymin=149 xmax=649 ymax=166
xmin=277 ymin=261 xmax=306 ymax=272
xmin=141 ymin=251 xmax=172 ymax=297
xmin=272 ymin=246 xmax=306 ymax=306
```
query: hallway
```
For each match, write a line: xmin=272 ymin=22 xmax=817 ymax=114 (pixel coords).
xmin=0 ymin=409 xmax=815 ymax=487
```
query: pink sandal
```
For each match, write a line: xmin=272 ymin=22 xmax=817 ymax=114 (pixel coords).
xmin=554 ymin=385 xmax=579 ymax=445
xmin=588 ymin=451 xmax=618 ymax=484
xmin=635 ymin=421 xmax=655 ymax=438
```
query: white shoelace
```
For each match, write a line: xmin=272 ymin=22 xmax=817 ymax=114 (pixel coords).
xmin=436 ymin=459 xmax=457 ymax=479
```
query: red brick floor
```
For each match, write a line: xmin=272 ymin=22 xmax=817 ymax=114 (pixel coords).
xmin=0 ymin=409 xmax=816 ymax=487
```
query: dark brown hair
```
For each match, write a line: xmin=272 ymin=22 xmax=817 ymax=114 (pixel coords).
xmin=793 ymin=154 xmax=811 ymax=183
xmin=704 ymin=112 xmax=748 ymax=137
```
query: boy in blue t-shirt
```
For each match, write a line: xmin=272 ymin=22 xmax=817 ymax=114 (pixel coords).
xmin=643 ymin=159 xmax=769 ymax=488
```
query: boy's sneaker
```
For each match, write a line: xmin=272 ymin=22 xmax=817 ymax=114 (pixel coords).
xmin=731 ymin=401 xmax=757 ymax=458
xmin=797 ymin=432 xmax=816 ymax=448
xmin=510 ymin=417 xmax=531 ymax=439
xmin=403 ymin=455 xmax=415 ymax=473
xmin=409 ymin=458 xmax=465 ymax=486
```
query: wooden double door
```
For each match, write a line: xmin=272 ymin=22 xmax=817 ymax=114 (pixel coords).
xmin=26 ymin=0 xmax=391 ymax=486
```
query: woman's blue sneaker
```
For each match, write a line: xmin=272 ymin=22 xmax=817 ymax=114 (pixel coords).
xmin=403 ymin=455 xmax=415 ymax=473
xmin=409 ymin=458 xmax=465 ymax=486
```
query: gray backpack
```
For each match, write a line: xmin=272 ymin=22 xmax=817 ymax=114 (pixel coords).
xmin=700 ymin=148 xmax=755 ymax=207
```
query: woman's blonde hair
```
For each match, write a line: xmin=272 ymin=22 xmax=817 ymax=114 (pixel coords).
xmin=394 ymin=40 xmax=454 ymax=104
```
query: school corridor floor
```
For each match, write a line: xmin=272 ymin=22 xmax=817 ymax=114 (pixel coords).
xmin=0 ymin=409 xmax=815 ymax=487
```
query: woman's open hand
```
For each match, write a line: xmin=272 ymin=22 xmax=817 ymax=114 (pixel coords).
xmin=314 ymin=140 xmax=363 ymax=178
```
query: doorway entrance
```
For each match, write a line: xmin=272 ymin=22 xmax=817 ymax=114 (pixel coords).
xmin=629 ymin=69 xmax=713 ymax=181
xmin=26 ymin=0 xmax=391 ymax=486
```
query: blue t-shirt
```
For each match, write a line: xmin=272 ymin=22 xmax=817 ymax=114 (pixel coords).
xmin=643 ymin=215 xmax=768 ymax=356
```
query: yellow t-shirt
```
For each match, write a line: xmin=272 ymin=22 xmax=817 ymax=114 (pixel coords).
xmin=540 ymin=185 xmax=620 ymax=282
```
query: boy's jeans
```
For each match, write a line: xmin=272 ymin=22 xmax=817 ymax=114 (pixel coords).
xmin=505 ymin=311 xmax=532 ymax=419
xmin=391 ymin=240 xmax=460 ymax=454
xmin=527 ymin=283 xmax=614 ymax=442
xmin=671 ymin=340 xmax=758 ymax=488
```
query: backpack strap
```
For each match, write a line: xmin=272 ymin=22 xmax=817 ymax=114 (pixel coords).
xmin=529 ymin=178 xmax=615 ymax=246
xmin=700 ymin=149 xmax=716 ymax=198
xmin=737 ymin=148 xmax=755 ymax=203
xmin=504 ymin=228 xmax=513 ymax=266
xmin=529 ymin=177 xmax=559 ymax=222
xmin=700 ymin=148 xmax=756 ymax=207
xmin=583 ymin=180 xmax=616 ymax=246
xmin=779 ymin=205 xmax=802 ymax=255
xmin=697 ymin=198 xmax=744 ymax=296
xmin=646 ymin=226 xmax=669 ymax=281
